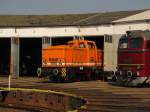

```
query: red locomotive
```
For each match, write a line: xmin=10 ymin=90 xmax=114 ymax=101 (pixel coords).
xmin=116 ymin=30 xmax=150 ymax=86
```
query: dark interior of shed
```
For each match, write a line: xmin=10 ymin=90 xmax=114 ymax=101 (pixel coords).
xmin=19 ymin=38 xmax=42 ymax=76
xmin=0 ymin=38 xmax=10 ymax=76
xmin=52 ymin=37 xmax=73 ymax=45
xmin=84 ymin=36 xmax=104 ymax=49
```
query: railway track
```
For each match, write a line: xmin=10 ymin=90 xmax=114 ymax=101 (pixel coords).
xmin=0 ymin=77 xmax=150 ymax=112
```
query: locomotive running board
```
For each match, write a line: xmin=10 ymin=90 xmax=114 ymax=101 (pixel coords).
xmin=0 ymin=88 xmax=86 ymax=112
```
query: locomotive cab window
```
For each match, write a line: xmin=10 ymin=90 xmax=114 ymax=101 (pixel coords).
xmin=88 ymin=42 xmax=95 ymax=49
xmin=68 ymin=42 xmax=73 ymax=47
xmin=147 ymin=40 xmax=150 ymax=49
xmin=119 ymin=39 xmax=128 ymax=49
xmin=130 ymin=38 xmax=143 ymax=49
xmin=79 ymin=43 xmax=85 ymax=48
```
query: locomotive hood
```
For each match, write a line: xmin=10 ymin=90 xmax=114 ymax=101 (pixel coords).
xmin=43 ymin=45 xmax=70 ymax=49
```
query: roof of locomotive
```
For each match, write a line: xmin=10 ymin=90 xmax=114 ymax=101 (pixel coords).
xmin=121 ymin=30 xmax=150 ymax=39
xmin=68 ymin=39 xmax=95 ymax=43
xmin=44 ymin=39 xmax=96 ymax=49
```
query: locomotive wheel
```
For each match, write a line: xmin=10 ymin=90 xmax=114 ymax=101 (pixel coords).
xmin=63 ymin=76 xmax=70 ymax=83
xmin=52 ymin=69 xmax=59 ymax=75
xmin=68 ymin=69 xmax=76 ymax=82
xmin=62 ymin=72 xmax=72 ymax=83
xmin=48 ymin=76 xmax=54 ymax=82
xmin=86 ymin=73 xmax=91 ymax=81
xmin=116 ymin=75 xmax=129 ymax=86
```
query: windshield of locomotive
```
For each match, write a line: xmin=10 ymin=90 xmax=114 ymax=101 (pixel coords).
xmin=130 ymin=38 xmax=143 ymax=49
xmin=119 ymin=39 xmax=128 ymax=49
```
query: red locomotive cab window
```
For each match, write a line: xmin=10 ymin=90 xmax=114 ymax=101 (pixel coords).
xmin=119 ymin=39 xmax=128 ymax=49
xmin=146 ymin=40 xmax=150 ymax=49
xmin=130 ymin=38 xmax=143 ymax=49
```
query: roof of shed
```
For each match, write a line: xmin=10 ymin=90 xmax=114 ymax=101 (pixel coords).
xmin=114 ymin=10 xmax=150 ymax=23
xmin=0 ymin=9 xmax=147 ymax=27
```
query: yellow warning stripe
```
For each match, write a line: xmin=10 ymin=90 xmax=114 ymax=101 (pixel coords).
xmin=79 ymin=105 xmax=87 ymax=110
xmin=67 ymin=110 xmax=78 ymax=112
xmin=118 ymin=64 xmax=144 ymax=66
xmin=61 ymin=68 xmax=67 ymax=78
xmin=67 ymin=104 xmax=87 ymax=112
xmin=0 ymin=87 xmax=83 ymax=99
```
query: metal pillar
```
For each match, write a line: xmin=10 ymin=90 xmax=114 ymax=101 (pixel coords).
xmin=103 ymin=34 xmax=113 ymax=71
xmin=10 ymin=37 xmax=19 ymax=78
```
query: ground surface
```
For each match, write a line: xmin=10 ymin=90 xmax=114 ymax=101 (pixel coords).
xmin=0 ymin=77 xmax=150 ymax=112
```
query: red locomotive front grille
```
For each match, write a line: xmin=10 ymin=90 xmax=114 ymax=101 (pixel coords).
xmin=118 ymin=50 xmax=147 ymax=77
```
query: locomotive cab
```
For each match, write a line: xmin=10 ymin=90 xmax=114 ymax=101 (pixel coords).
xmin=116 ymin=30 xmax=150 ymax=86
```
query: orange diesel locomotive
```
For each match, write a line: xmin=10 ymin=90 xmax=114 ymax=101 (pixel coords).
xmin=37 ymin=39 xmax=103 ymax=82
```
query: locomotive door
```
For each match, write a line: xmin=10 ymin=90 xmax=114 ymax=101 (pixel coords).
xmin=88 ymin=42 xmax=96 ymax=64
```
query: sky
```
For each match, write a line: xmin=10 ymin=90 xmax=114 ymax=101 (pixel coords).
xmin=0 ymin=0 xmax=149 ymax=15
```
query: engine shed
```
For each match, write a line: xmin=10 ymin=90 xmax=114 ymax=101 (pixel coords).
xmin=0 ymin=9 xmax=149 ymax=78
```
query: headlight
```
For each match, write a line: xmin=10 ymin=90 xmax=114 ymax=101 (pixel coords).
xmin=42 ymin=60 xmax=46 ymax=65
xmin=137 ymin=65 xmax=144 ymax=69
xmin=137 ymin=72 xmax=140 ymax=76
xmin=137 ymin=66 xmax=141 ymax=69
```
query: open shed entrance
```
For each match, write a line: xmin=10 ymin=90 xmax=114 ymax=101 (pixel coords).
xmin=84 ymin=36 xmax=104 ymax=49
xmin=52 ymin=37 xmax=73 ymax=45
xmin=0 ymin=38 xmax=11 ymax=76
xmin=19 ymin=38 xmax=42 ymax=76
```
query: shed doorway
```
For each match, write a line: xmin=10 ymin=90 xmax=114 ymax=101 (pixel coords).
xmin=0 ymin=38 xmax=11 ymax=76
xmin=19 ymin=38 xmax=42 ymax=76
